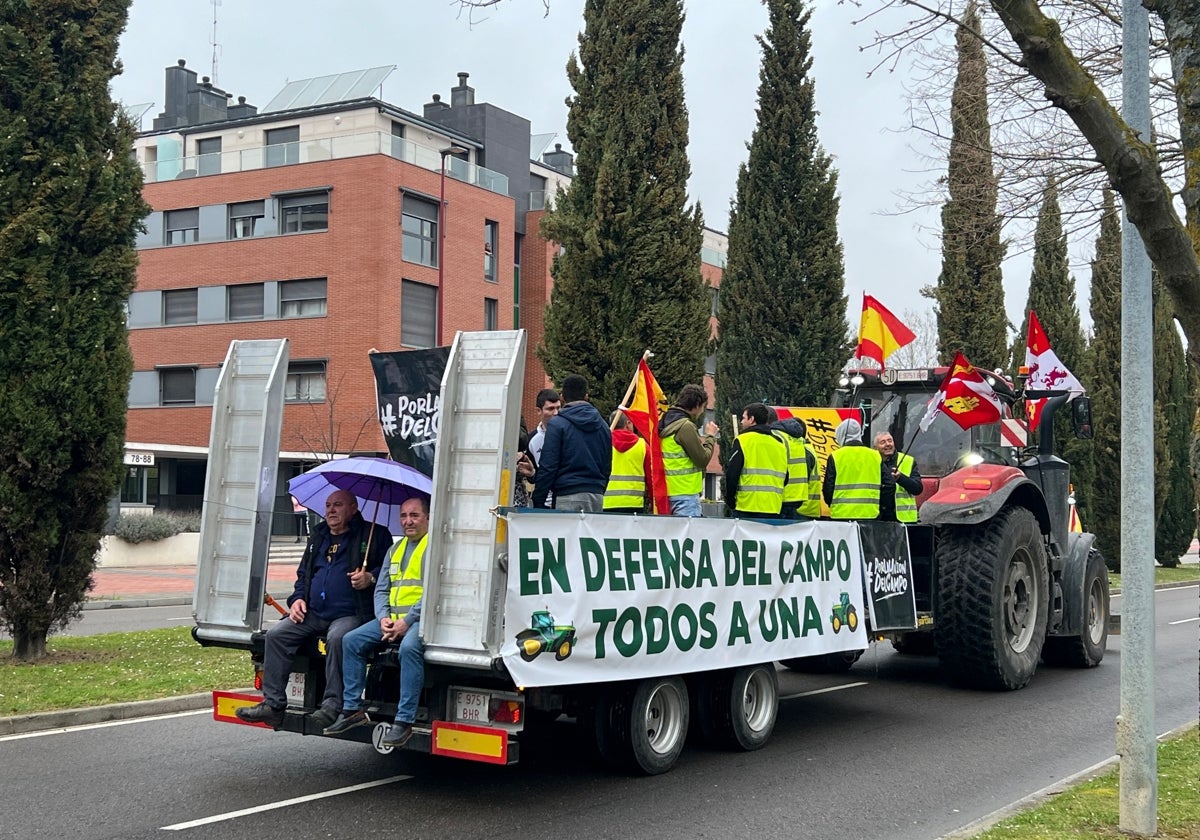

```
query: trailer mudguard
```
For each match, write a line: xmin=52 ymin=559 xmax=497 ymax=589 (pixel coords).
xmin=1051 ymin=531 xmax=1097 ymax=637
xmin=919 ymin=464 xmax=1051 ymax=535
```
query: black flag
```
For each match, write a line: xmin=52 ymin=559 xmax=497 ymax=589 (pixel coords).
xmin=369 ymin=347 xmax=450 ymax=477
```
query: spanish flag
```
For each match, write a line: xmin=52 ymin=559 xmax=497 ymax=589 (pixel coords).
xmin=619 ymin=359 xmax=671 ymax=514
xmin=857 ymin=294 xmax=916 ymax=369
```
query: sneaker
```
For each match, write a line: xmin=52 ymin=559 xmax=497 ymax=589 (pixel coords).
xmin=381 ymin=722 xmax=413 ymax=748
xmin=235 ymin=702 xmax=283 ymax=727
xmin=308 ymin=707 xmax=337 ymax=730
xmin=323 ymin=709 xmax=371 ymax=736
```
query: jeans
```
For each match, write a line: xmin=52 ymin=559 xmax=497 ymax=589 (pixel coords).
xmin=669 ymin=495 xmax=702 ymax=517
xmin=262 ymin=613 xmax=360 ymax=712
xmin=555 ymin=492 xmax=604 ymax=512
xmin=341 ymin=618 xmax=425 ymax=725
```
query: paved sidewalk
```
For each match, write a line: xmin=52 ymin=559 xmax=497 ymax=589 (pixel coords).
xmin=86 ymin=539 xmax=302 ymax=609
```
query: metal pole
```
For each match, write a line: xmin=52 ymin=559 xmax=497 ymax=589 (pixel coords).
xmin=1118 ymin=0 xmax=1156 ymax=834
xmin=436 ymin=151 xmax=448 ymax=347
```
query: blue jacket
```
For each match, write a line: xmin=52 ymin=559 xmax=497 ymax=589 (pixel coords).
xmin=533 ymin=400 xmax=612 ymax=506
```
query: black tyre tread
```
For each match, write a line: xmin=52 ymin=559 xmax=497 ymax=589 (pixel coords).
xmin=934 ymin=507 xmax=1048 ymax=691
xmin=628 ymin=677 xmax=688 ymax=775
xmin=1041 ymin=548 xmax=1108 ymax=668
xmin=779 ymin=650 xmax=863 ymax=673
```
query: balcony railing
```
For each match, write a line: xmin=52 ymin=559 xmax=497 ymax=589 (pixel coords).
xmin=141 ymin=131 xmax=510 ymax=196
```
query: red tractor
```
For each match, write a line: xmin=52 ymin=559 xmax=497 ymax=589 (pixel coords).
xmin=837 ymin=366 xmax=1108 ymax=690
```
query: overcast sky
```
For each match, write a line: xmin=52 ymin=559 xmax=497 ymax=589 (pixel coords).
xmin=111 ymin=0 xmax=1053 ymax=343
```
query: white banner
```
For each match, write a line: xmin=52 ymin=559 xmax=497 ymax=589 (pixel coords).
xmin=502 ymin=512 xmax=868 ymax=687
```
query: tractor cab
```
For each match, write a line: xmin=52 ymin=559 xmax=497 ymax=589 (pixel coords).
xmin=832 ymin=366 xmax=1020 ymax=480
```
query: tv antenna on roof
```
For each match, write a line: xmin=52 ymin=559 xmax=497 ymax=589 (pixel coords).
xmin=209 ymin=0 xmax=222 ymax=85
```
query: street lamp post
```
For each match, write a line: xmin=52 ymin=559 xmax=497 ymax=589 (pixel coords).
xmin=436 ymin=144 xmax=469 ymax=346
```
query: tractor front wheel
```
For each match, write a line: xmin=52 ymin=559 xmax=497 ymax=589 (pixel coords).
xmin=934 ymin=506 xmax=1049 ymax=690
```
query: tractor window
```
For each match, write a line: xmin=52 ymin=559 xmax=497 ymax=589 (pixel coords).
xmin=867 ymin=392 xmax=974 ymax=478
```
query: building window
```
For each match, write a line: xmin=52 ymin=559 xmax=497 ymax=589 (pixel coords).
xmin=390 ymin=121 xmax=405 ymax=158
xmin=228 ymin=200 xmax=265 ymax=239
xmin=264 ymin=125 xmax=299 ymax=167
xmin=280 ymin=192 xmax=328 ymax=234
xmin=196 ymin=136 xmax=221 ymax=175
xmin=484 ymin=220 xmax=498 ymax=283
xmin=286 ymin=361 xmax=327 ymax=402
xmin=120 ymin=465 xmax=160 ymax=505
xmin=227 ymin=283 xmax=264 ymax=321
xmin=162 ymin=288 xmax=198 ymax=325
xmin=160 ymin=368 xmax=196 ymax=406
xmin=710 ymin=287 xmax=719 ymax=317
xmin=401 ymin=279 xmax=437 ymax=349
xmin=484 ymin=297 xmax=498 ymax=331
xmin=164 ymin=208 xmax=199 ymax=245
xmin=279 ymin=278 xmax=327 ymax=318
xmin=401 ymin=194 xmax=438 ymax=267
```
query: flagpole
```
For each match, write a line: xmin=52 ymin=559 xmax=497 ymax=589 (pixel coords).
xmin=613 ymin=349 xmax=653 ymax=429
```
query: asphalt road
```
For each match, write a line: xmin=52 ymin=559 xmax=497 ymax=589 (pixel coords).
xmin=3 ymin=585 xmax=1195 ymax=840
xmin=64 ymin=603 xmax=197 ymax=636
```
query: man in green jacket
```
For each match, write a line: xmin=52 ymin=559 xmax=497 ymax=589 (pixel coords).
xmin=658 ymin=384 xmax=719 ymax=516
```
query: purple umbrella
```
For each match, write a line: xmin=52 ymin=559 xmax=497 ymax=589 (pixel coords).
xmin=288 ymin=457 xmax=433 ymax=538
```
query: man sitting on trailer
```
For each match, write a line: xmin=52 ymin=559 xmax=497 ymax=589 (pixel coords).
xmin=236 ymin=490 xmax=390 ymax=729
xmin=324 ymin=494 xmax=430 ymax=749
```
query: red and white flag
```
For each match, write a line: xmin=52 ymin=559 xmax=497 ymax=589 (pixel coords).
xmin=1025 ymin=310 xmax=1085 ymax=431
xmin=920 ymin=352 xmax=1006 ymax=432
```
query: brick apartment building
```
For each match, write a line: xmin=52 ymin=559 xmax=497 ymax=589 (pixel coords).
xmin=121 ymin=61 xmax=726 ymax=530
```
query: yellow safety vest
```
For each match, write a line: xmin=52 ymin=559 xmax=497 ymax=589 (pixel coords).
xmin=387 ymin=535 xmax=426 ymax=620
xmin=661 ymin=429 xmax=702 ymax=496
xmin=830 ymin=445 xmax=882 ymax=520
xmin=894 ymin=452 xmax=918 ymax=523
xmin=781 ymin=433 xmax=809 ymax=505
xmin=604 ymin=439 xmax=647 ymax=510
xmin=799 ymin=443 xmax=822 ymax=518
xmin=735 ymin=431 xmax=787 ymax=515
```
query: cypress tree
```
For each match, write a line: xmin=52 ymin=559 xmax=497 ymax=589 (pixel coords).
xmin=1086 ymin=191 xmax=1122 ymax=569
xmin=539 ymin=0 xmax=709 ymax=413
xmin=1153 ymin=280 xmax=1194 ymax=566
xmin=0 ymin=0 xmax=148 ymax=659
xmin=715 ymin=0 xmax=849 ymax=425
xmin=925 ymin=1 xmax=1008 ymax=369
xmin=1012 ymin=177 xmax=1090 ymax=510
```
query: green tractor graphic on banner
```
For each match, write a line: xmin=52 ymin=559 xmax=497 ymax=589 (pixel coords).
xmin=515 ymin=610 xmax=576 ymax=662
xmin=830 ymin=592 xmax=859 ymax=633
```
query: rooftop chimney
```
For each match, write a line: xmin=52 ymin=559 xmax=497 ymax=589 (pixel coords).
xmin=542 ymin=143 xmax=574 ymax=176
xmin=423 ymin=92 xmax=451 ymax=119
xmin=450 ymin=72 xmax=475 ymax=108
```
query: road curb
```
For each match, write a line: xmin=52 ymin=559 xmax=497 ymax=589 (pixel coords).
xmin=0 ymin=692 xmax=212 ymax=737
xmin=83 ymin=597 xmax=192 ymax=610
xmin=937 ymin=719 xmax=1200 ymax=839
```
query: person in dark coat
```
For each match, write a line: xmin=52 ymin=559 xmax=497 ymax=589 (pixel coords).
xmin=532 ymin=374 xmax=611 ymax=512
xmin=236 ymin=490 xmax=391 ymax=729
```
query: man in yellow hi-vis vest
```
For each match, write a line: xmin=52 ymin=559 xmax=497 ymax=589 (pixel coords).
xmin=325 ymin=495 xmax=429 ymax=749
xmin=604 ymin=412 xmax=649 ymax=513
xmin=823 ymin=418 xmax=882 ymax=520
xmin=725 ymin=402 xmax=787 ymax=518
xmin=874 ymin=431 xmax=923 ymax=522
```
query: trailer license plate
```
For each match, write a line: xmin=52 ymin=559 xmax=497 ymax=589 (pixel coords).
xmin=286 ymin=672 xmax=306 ymax=706
xmin=454 ymin=690 xmax=488 ymax=723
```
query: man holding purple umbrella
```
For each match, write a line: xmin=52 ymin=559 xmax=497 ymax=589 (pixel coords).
xmin=236 ymin=489 xmax=391 ymax=729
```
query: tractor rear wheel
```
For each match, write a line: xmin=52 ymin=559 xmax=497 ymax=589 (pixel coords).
xmin=934 ymin=506 xmax=1049 ymax=690
xmin=1041 ymin=548 xmax=1109 ymax=668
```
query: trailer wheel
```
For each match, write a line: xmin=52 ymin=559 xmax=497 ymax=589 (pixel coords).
xmin=1042 ymin=548 xmax=1109 ymax=668
xmin=934 ymin=506 xmax=1049 ymax=690
xmin=779 ymin=650 xmax=863 ymax=674
xmin=627 ymin=677 xmax=689 ymax=775
xmin=696 ymin=664 xmax=778 ymax=751
xmin=590 ymin=683 xmax=633 ymax=770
